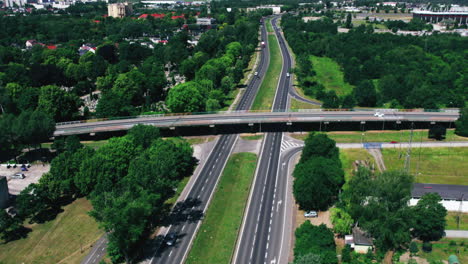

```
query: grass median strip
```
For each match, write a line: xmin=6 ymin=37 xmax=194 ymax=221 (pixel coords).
xmin=252 ymin=33 xmax=282 ymax=110
xmin=186 ymin=152 xmax=258 ymax=264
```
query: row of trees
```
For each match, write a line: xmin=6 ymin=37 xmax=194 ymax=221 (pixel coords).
xmin=293 ymin=133 xmax=344 ymax=211
xmin=283 ymin=14 xmax=467 ymax=109
xmin=0 ymin=110 xmax=55 ymax=159
xmin=1 ymin=125 xmax=197 ymax=263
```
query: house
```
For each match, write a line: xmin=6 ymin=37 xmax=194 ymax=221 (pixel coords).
xmin=345 ymin=227 xmax=374 ymax=254
xmin=78 ymin=43 xmax=96 ymax=56
xmin=196 ymin=17 xmax=215 ymax=25
xmin=25 ymin=39 xmax=45 ymax=48
xmin=138 ymin=13 xmax=165 ymax=19
xmin=410 ymin=183 xmax=468 ymax=212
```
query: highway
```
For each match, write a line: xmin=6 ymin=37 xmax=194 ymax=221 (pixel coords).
xmin=146 ymin=17 xmax=270 ymax=264
xmin=233 ymin=16 xmax=292 ymax=264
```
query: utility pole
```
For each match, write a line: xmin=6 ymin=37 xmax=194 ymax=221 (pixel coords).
xmin=404 ymin=123 xmax=414 ymax=173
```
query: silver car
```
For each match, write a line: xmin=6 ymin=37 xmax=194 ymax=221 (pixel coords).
xmin=11 ymin=173 xmax=25 ymax=179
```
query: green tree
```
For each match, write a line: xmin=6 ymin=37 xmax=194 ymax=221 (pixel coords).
xmin=409 ymin=241 xmax=419 ymax=256
xmin=295 ymin=253 xmax=322 ymax=264
xmin=127 ymin=124 xmax=160 ymax=149
xmin=455 ymin=107 xmax=468 ymax=137
xmin=293 ymin=157 xmax=344 ymax=211
xmin=345 ymin=13 xmax=353 ymax=29
xmin=354 ymin=80 xmax=377 ymax=107
xmin=412 ymin=193 xmax=447 ymax=242
xmin=166 ymin=81 xmax=204 ymax=113
xmin=294 ymin=222 xmax=337 ymax=264
xmin=0 ymin=210 xmax=26 ymax=242
xmin=330 ymin=207 xmax=353 ymax=235
xmin=37 ymin=85 xmax=82 ymax=121
xmin=301 ymin=133 xmax=340 ymax=163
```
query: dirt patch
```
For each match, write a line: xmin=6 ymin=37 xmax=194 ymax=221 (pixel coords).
xmin=296 ymin=209 xmax=333 ymax=229
xmin=400 ymin=252 xmax=431 ymax=264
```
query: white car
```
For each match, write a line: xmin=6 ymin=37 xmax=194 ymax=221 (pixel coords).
xmin=374 ymin=112 xmax=384 ymax=117
xmin=304 ymin=211 xmax=318 ymax=218
xmin=286 ymin=73 xmax=290 ymax=78
xmin=254 ymin=72 xmax=259 ymax=77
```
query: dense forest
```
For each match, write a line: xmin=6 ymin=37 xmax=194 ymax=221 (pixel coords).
xmin=282 ymin=14 xmax=468 ymax=109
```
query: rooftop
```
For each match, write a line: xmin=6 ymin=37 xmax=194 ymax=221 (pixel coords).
xmin=412 ymin=183 xmax=468 ymax=201
xmin=352 ymin=226 xmax=373 ymax=246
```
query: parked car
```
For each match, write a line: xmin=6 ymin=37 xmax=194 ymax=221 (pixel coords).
xmin=11 ymin=173 xmax=25 ymax=179
xmin=165 ymin=232 xmax=177 ymax=246
xmin=304 ymin=211 xmax=318 ymax=218
xmin=390 ymin=141 xmax=398 ymax=144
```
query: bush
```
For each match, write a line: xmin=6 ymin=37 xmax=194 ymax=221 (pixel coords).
xmin=449 ymin=240 xmax=457 ymax=246
xmin=409 ymin=241 xmax=419 ymax=256
xmin=422 ymin=242 xmax=432 ymax=252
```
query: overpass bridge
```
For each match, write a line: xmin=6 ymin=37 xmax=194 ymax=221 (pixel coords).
xmin=55 ymin=109 xmax=459 ymax=137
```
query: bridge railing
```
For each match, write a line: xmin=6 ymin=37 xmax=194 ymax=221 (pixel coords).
xmin=56 ymin=108 xmax=459 ymax=127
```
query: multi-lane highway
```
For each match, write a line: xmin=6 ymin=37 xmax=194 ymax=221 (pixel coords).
xmin=233 ymin=16 xmax=292 ymax=264
xmin=146 ymin=17 xmax=270 ymax=264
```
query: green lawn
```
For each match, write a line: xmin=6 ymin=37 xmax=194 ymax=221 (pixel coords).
xmin=0 ymin=198 xmax=103 ymax=264
xmin=382 ymin=147 xmax=468 ymax=185
xmin=290 ymin=129 xmax=468 ymax=143
xmin=186 ymin=153 xmax=258 ymax=264
xmin=251 ymin=34 xmax=283 ymax=110
xmin=290 ymin=98 xmax=321 ymax=110
xmin=339 ymin=148 xmax=375 ymax=183
xmin=240 ymin=134 xmax=263 ymax=140
xmin=266 ymin=18 xmax=273 ymax=33
xmin=310 ymin=56 xmax=354 ymax=96
xmin=446 ymin=212 xmax=468 ymax=230
xmin=416 ymin=238 xmax=468 ymax=264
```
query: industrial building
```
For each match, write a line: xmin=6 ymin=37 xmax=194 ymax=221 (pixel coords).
xmin=0 ymin=176 xmax=9 ymax=209
xmin=413 ymin=7 xmax=468 ymax=24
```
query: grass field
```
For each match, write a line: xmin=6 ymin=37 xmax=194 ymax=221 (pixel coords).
xmin=416 ymin=238 xmax=468 ymax=264
xmin=240 ymin=134 xmax=263 ymax=140
xmin=186 ymin=153 xmax=258 ymax=264
xmin=446 ymin=212 xmax=468 ymax=230
xmin=289 ymin=129 xmax=468 ymax=143
xmin=310 ymin=56 xmax=354 ymax=96
xmin=290 ymin=98 xmax=322 ymax=110
xmin=339 ymin=148 xmax=375 ymax=183
xmin=0 ymin=198 xmax=103 ymax=264
xmin=382 ymin=147 xmax=468 ymax=185
xmin=251 ymin=34 xmax=282 ymax=110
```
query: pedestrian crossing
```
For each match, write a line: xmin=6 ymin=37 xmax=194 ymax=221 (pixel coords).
xmin=280 ymin=140 xmax=303 ymax=153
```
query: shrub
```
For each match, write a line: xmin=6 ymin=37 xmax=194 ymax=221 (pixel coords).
xmin=409 ymin=241 xmax=419 ymax=256
xmin=422 ymin=242 xmax=432 ymax=252
xmin=449 ymin=240 xmax=457 ymax=246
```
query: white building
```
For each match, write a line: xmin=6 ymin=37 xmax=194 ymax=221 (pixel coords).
xmin=410 ymin=183 xmax=468 ymax=213
xmin=4 ymin=0 xmax=25 ymax=8
xmin=196 ymin=17 xmax=215 ymax=25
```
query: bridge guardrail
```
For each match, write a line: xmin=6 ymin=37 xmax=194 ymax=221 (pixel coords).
xmin=56 ymin=108 xmax=459 ymax=127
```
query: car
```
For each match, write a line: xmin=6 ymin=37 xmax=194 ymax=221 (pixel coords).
xmin=286 ymin=73 xmax=290 ymax=77
xmin=374 ymin=112 xmax=385 ymax=117
xmin=304 ymin=211 xmax=318 ymax=218
xmin=390 ymin=141 xmax=398 ymax=144
xmin=254 ymin=71 xmax=258 ymax=76
xmin=165 ymin=232 xmax=177 ymax=246
xmin=11 ymin=173 xmax=25 ymax=179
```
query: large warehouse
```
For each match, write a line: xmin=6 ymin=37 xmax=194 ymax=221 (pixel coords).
xmin=413 ymin=7 xmax=468 ymax=24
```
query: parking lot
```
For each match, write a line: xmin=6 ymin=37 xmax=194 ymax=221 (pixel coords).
xmin=0 ymin=164 xmax=50 ymax=195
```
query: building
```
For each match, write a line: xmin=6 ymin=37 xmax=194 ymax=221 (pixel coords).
xmin=248 ymin=5 xmax=282 ymax=14
xmin=0 ymin=176 xmax=9 ymax=209
xmin=413 ymin=7 xmax=468 ymax=24
xmin=108 ymin=2 xmax=133 ymax=18
xmin=410 ymin=183 xmax=468 ymax=212
xmin=4 ymin=0 xmax=25 ymax=8
xmin=345 ymin=227 xmax=374 ymax=254
xmin=196 ymin=17 xmax=215 ymax=25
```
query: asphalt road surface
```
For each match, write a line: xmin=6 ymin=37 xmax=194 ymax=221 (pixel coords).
xmin=146 ymin=17 xmax=270 ymax=264
xmin=233 ymin=15 xmax=292 ymax=264
xmin=81 ymin=19 xmax=270 ymax=264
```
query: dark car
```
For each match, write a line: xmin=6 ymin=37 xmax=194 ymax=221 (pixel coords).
xmin=165 ymin=233 xmax=177 ymax=246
